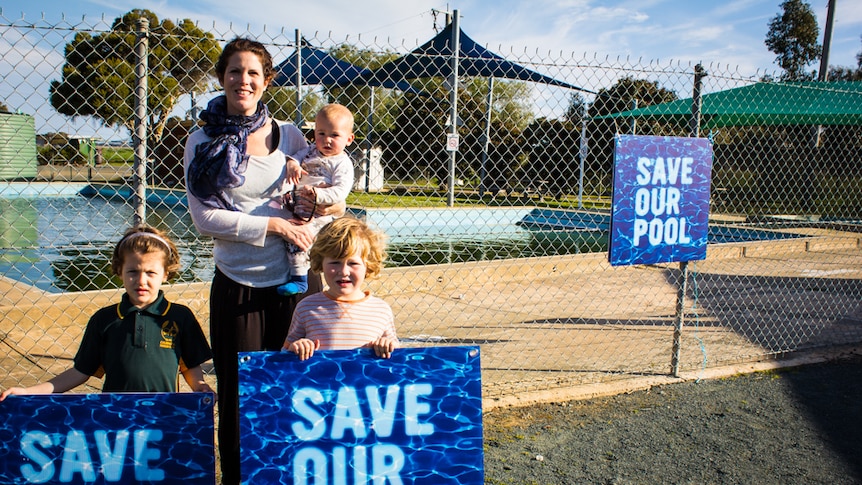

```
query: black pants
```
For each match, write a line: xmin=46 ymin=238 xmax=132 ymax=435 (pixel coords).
xmin=209 ymin=267 xmax=321 ymax=484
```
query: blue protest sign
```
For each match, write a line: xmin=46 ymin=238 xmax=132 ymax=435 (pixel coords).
xmin=0 ymin=393 xmax=215 ymax=484
xmin=238 ymin=346 xmax=484 ymax=485
xmin=609 ymin=135 xmax=713 ymax=266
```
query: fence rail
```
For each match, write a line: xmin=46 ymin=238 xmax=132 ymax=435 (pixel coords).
xmin=1 ymin=11 xmax=861 ymax=411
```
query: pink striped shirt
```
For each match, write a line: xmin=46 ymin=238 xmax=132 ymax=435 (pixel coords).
xmin=287 ymin=291 xmax=397 ymax=350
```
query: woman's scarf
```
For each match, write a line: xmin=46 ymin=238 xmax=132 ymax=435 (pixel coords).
xmin=187 ymin=95 xmax=270 ymax=210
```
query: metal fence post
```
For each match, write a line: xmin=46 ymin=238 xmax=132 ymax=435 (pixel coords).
xmin=295 ymin=29 xmax=303 ymax=126
xmin=478 ymin=77 xmax=494 ymax=195
xmin=446 ymin=10 xmax=460 ymax=207
xmin=672 ymin=63 xmax=706 ymax=377
xmin=578 ymin=101 xmax=588 ymax=208
xmin=133 ymin=17 xmax=149 ymax=226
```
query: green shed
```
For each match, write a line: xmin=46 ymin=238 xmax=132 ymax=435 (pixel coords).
xmin=0 ymin=112 xmax=38 ymax=180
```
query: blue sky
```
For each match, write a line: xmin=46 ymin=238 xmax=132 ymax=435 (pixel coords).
xmin=2 ymin=0 xmax=860 ymax=71
xmin=2 ymin=1 xmax=861 ymax=138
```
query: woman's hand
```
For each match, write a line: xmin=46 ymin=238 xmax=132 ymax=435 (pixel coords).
xmin=294 ymin=192 xmax=347 ymax=218
xmin=267 ymin=216 xmax=315 ymax=251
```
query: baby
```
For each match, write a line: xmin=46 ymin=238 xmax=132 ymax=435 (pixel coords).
xmin=277 ymin=103 xmax=355 ymax=296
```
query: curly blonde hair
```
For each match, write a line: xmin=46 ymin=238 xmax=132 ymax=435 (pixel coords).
xmin=309 ymin=217 xmax=387 ymax=279
xmin=111 ymin=225 xmax=181 ymax=280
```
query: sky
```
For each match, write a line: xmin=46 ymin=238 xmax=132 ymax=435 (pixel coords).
xmin=2 ymin=0 xmax=861 ymax=138
xmin=3 ymin=0 xmax=860 ymax=71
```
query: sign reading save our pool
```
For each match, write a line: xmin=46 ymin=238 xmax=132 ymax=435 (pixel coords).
xmin=238 ymin=346 xmax=484 ymax=485
xmin=609 ymin=135 xmax=713 ymax=266
xmin=0 ymin=393 xmax=215 ymax=484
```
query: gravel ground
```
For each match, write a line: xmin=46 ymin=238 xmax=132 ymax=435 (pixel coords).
xmin=483 ymin=353 xmax=862 ymax=485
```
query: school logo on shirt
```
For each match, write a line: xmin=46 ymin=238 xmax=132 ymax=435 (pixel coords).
xmin=160 ymin=321 xmax=179 ymax=349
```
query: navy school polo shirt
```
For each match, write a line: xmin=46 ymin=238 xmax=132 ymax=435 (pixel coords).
xmin=73 ymin=291 xmax=212 ymax=392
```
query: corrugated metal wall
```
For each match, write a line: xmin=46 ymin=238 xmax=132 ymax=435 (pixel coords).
xmin=0 ymin=113 xmax=37 ymax=180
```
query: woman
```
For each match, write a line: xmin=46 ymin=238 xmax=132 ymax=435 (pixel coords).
xmin=183 ymin=37 xmax=343 ymax=484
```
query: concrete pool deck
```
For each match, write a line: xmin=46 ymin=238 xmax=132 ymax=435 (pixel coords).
xmin=2 ymin=231 xmax=862 ymax=411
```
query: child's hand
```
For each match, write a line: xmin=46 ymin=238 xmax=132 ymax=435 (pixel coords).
xmin=370 ymin=337 xmax=398 ymax=359
xmin=285 ymin=157 xmax=305 ymax=186
xmin=195 ymin=382 xmax=216 ymax=396
xmin=285 ymin=338 xmax=321 ymax=361
xmin=0 ymin=387 xmax=24 ymax=401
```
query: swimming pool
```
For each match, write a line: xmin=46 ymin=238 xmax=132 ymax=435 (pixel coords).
xmin=0 ymin=183 xmax=210 ymax=293
xmin=1 ymin=183 xmax=808 ymax=293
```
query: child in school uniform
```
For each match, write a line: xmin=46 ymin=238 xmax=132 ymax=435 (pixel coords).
xmin=0 ymin=225 xmax=213 ymax=399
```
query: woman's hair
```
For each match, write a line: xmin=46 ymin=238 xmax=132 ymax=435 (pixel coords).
xmin=309 ymin=217 xmax=387 ymax=279
xmin=112 ymin=225 xmax=181 ymax=280
xmin=215 ymin=37 xmax=275 ymax=85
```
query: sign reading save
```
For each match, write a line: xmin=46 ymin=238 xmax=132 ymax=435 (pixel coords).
xmin=0 ymin=393 xmax=214 ymax=484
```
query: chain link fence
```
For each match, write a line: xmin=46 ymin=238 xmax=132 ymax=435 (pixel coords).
xmin=2 ymin=11 xmax=861 ymax=408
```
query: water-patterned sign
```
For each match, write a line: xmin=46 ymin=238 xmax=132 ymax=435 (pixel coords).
xmin=238 ymin=346 xmax=484 ymax=485
xmin=609 ymin=135 xmax=714 ymax=266
xmin=0 ymin=393 xmax=215 ymax=484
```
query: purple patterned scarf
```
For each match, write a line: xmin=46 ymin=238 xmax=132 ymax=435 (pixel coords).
xmin=187 ymin=95 xmax=269 ymax=210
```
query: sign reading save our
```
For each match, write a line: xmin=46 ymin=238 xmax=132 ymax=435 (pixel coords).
xmin=238 ymin=346 xmax=484 ymax=485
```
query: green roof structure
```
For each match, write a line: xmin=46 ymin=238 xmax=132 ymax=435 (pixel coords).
xmin=595 ymin=81 xmax=862 ymax=129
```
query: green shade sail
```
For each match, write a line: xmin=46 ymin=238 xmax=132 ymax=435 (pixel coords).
xmin=595 ymin=82 xmax=862 ymax=129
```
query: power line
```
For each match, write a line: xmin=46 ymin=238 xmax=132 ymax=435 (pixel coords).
xmin=358 ymin=7 xmax=448 ymax=37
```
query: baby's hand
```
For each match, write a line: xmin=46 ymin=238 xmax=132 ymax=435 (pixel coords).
xmin=370 ymin=337 xmax=398 ymax=359
xmin=285 ymin=338 xmax=321 ymax=361
xmin=285 ymin=157 xmax=305 ymax=186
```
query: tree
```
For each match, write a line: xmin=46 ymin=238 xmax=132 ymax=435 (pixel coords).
xmin=323 ymin=44 xmax=407 ymax=138
xmin=382 ymin=77 xmax=449 ymax=183
xmin=590 ymin=76 xmax=678 ymax=134
xmin=587 ymin=77 xmax=679 ymax=194
xmin=263 ymin=87 xmax=325 ymax=128
xmin=765 ymin=0 xmax=821 ymax=81
xmin=519 ymin=117 xmax=579 ymax=198
xmin=382 ymin=76 xmax=537 ymax=188
xmin=457 ymin=77 xmax=533 ymax=185
xmin=49 ymin=9 xmax=220 ymax=143
xmin=564 ymin=92 xmax=588 ymax=126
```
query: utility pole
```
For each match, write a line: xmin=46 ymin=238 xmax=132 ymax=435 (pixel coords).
xmin=818 ymin=0 xmax=836 ymax=82
xmin=812 ymin=0 xmax=836 ymax=149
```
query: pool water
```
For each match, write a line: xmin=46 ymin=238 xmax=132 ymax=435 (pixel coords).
xmin=352 ymin=207 xmax=608 ymax=267
xmin=1 ymin=184 xmax=806 ymax=293
xmin=0 ymin=193 xmax=211 ymax=293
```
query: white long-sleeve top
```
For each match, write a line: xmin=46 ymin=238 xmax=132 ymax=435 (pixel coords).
xmin=183 ymin=120 xmax=309 ymax=287
xmin=291 ymin=146 xmax=354 ymax=206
